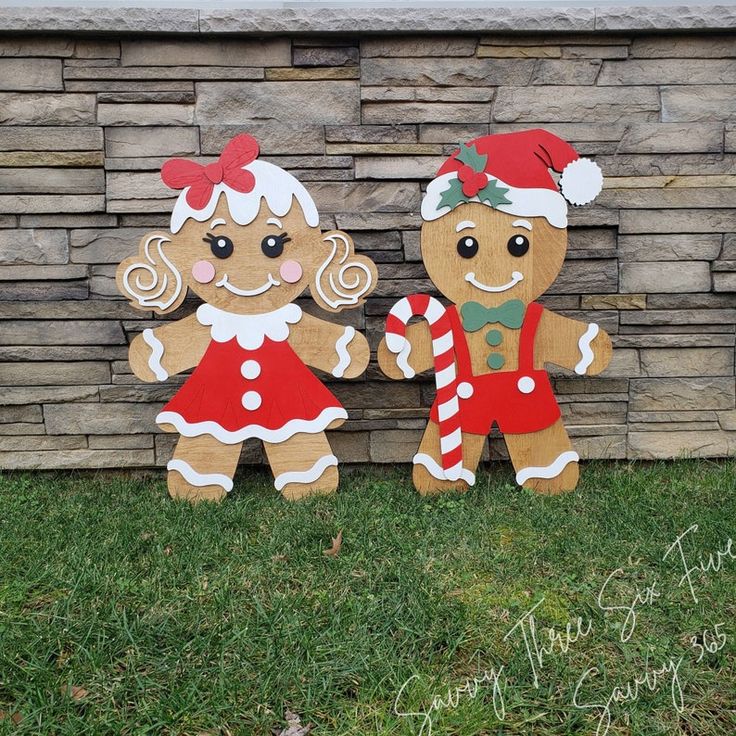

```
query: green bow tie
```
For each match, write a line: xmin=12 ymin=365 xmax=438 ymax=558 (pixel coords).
xmin=460 ymin=299 xmax=525 ymax=331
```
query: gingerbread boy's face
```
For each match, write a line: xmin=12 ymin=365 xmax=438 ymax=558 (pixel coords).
xmin=420 ymin=203 xmax=567 ymax=307
xmin=167 ymin=194 xmax=326 ymax=315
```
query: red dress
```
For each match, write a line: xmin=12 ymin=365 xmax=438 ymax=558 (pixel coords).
xmin=156 ymin=304 xmax=347 ymax=444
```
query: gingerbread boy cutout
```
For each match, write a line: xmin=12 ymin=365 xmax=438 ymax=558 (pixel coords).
xmin=116 ymin=134 xmax=377 ymax=503
xmin=378 ymin=129 xmax=612 ymax=495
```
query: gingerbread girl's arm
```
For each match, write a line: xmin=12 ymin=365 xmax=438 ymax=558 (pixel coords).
xmin=536 ymin=309 xmax=612 ymax=375
xmin=377 ymin=321 xmax=434 ymax=379
xmin=289 ymin=312 xmax=370 ymax=379
xmin=128 ymin=312 xmax=211 ymax=383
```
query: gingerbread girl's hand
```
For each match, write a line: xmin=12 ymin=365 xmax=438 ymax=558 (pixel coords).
xmin=128 ymin=313 xmax=211 ymax=383
xmin=537 ymin=310 xmax=613 ymax=375
xmin=377 ymin=321 xmax=435 ymax=380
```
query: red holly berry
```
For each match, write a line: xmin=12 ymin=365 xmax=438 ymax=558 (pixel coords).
xmin=458 ymin=164 xmax=487 ymax=198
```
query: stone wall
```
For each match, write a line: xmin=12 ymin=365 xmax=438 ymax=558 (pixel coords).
xmin=0 ymin=27 xmax=735 ymax=470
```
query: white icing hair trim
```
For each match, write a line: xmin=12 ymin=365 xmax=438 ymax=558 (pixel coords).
xmin=332 ymin=325 xmax=356 ymax=378
xmin=170 ymin=159 xmax=319 ymax=234
xmin=141 ymin=328 xmax=168 ymax=381
xmin=559 ymin=158 xmax=603 ymax=207
xmin=122 ymin=234 xmax=182 ymax=310
xmin=273 ymin=454 xmax=338 ymax=491
xmin=575 ymin=323 xmax=599 ymax=375
xmin=422 ymin=172 xmax=569 ymax=229
xmin=315 ymin=232 xmax=373 ymax=309
xmin=167 ymin=459 xmax=234 ymax=493
xmin=515 ymin=450 xmax=579 ymax=486
xmin=413 ymin=452 xmax=475 ymax=486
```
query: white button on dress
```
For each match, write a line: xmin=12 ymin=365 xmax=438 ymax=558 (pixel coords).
xmin=241 ymin=391 xmax=262 ymax=411
xmin=240 ymin=360 xmax=261 ymax=380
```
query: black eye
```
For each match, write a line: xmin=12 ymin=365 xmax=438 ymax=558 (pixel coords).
xmin=456 ymin=235 xmax=479 ymax=259
xmin=261 ymin=232 xmax=290 ymax=259
xmin=507 ymin=234 xmax=530 ymax=257
xmin=203 ymin=233 xmax=233 ymax=259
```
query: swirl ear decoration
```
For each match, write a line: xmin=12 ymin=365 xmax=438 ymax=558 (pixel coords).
xmin=313 ymin=231 xmax=377 ymax=312
xmin=117 ymin=233 xmax=184 ymax=314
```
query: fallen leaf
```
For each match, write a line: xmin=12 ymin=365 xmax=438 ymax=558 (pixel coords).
xmin=323 ymin=530 xmax=343 ymax=557
xmin=61 ymin=685 xmax=89 ymax=701
xmin=273 ymin=709 xmax=312 ymax=736
xmin=0 ymin=711 xmax=23 ymax=725
xmin=163 ymin=546 xmax=173 ymax=556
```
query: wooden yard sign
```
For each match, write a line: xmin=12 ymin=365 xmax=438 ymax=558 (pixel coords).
xmin=378 ymin=129 xmax=612 ymax=495
xmin=116 ymin=134 xmax=377 ymax=502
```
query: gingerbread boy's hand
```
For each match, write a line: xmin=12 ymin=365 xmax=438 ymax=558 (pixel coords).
xmin=537 ymin=310 xmax=613 ymax=375
xmin=377 ymin=321 xmax=435 ymax=379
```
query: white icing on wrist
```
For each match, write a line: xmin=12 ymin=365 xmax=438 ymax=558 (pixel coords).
xmin=575 ymin=323 xmax=599 ymax=375
xmin=142 ymin=328 xmax=168 ymax=381
xmin=515 ymin=450 xmax=579 ymax=486
xmin=274 ymin=454 xmax=338 ymax=491
xmin=413 ymin=452 xmax=475 ymax=486
xmin=332 ymin=325 xmax=356 ymax=378
xmin=167 ymin=458 xmax=233 ymax=492
xmin=386 ymin=333 xmax=414 ymax=379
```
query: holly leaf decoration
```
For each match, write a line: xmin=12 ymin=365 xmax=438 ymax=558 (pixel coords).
xmin=437 ymin=177 xmax=465 ymax=211
xmin=478 ymin=178 xmax=512 ymax=207
xmin=455 ymin=142 xmax=488 ymax=173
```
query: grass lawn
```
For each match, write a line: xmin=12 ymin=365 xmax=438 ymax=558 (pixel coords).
xmin=0 ymin=460 xmax=734 ymax=735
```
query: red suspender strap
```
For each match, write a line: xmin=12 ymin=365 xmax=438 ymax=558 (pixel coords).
xmin=447 ymin=305 xmax=473 ymax=380
xmin=519 ymin=302 xmax=543 ymax=372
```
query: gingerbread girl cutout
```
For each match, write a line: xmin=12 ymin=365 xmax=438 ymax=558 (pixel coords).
xmin=378 ymin=129 xmax=612 ymax=494
xmin=116 ymin=134 xmax=377 ymax=502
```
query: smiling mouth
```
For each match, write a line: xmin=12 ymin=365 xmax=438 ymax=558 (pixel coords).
xmin=465 ymin=271 xmax=524 ymax=293
xmin=215 ymin=273 xmax=280 ymax=297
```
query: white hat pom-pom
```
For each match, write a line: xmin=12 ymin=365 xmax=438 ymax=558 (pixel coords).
xmin=559 ymin=157 xmax=603 ymax=206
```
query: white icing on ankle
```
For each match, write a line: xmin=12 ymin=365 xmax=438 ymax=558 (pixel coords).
xmin=413 ymin=452 xmax=476 ymax=486
xmin=273 ymin=454 xmax=338 ymax=491
xmin=332 ymin=325 xmax=356 ymax=378
xmin=515 ymin=450 xmax=579 ymax=486
xmin=142 ymin=328 xmax=168 ymax=381
xmin=167 ymin=458 xmax=233 ymax=492
xmin=575 ymin=323 xmax=599 ymax=375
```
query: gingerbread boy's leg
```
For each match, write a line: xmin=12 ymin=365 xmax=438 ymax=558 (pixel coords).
xmin=167 ymin=434 xmax=242 ymax=503
xmin=504 ymin=418 xmax=579 ymax=495
xmin=263 ymin=431 xmax=339 ymax=501
xmin=413 ymin=421 xmax=486 ymax=496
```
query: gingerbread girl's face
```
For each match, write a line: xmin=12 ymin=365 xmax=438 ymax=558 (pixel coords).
xmin=420 ymin=202 xmax=567 ymax=307
xmin=167 ymin=194 xmax=325 ymax=315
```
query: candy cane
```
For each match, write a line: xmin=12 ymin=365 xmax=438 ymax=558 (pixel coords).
xmin=385 ymin=294 xmax=465 ymax=481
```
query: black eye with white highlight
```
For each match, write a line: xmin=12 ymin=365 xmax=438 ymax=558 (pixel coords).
xmin=260 ymin=232 xmax=291 ymax=259
xmin=203 ymin=232 xmax=234 ymax=259
xmin=456 ymin=235 xmax=479 ymax=259
xmin=507 ymin=234 xmax=530 ymax=257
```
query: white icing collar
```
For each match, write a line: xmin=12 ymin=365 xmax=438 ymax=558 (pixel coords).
xmin=197 ymin=303 xmax=302 ymax=350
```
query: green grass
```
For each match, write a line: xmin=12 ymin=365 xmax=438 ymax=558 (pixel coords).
xmin=0 ymin=461 xmax=734 ymax=735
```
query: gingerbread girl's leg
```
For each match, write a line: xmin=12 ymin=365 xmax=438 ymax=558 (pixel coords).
xmin=167 ymin=434 xmax=242 ymax=503
xmin=413 ymin=421 xmax=486 ymax=496
xmin=504 ymin=418 xmax=580 ymax=495
xmin=263 ymin=431 xmax=339 ymax=501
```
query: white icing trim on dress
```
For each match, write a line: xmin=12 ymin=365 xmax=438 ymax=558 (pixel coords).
xmin=167 ymin=458 xmax=234 ymax=492
xmin=122 ymin=234 xmax=183 ymax=311
xmin=574 ymin=323 xmax=599 ymax=375
xmin=315 ymin=232 xmax=373 ymax=309
xmin=413 ymin=452 xmax=476 ymax=486
xmin=141 ymin=328 xmax=168 ymax=381
xmin=196 ymin=302 xmax=302 ymax=351
xmin=515 ymin=450 xmax=579 ymax=486
xmin=332 ymin=325 xmax=356 ymax=378
xmin=273 ymin=453 xmax=338 ymax=491
xmin=156 ymin=405 xmax=348 ymax=445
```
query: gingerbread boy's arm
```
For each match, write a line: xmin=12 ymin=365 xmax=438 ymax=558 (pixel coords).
xmin=536 ymin=309 xmax=612 ymax=375
xmin=377 ymin=321 xmax=434 ymax=379
xmin=289 ymin=312 xmax=370 ymax=379
xmin=128 ymin=312 xmax=211 ymax=383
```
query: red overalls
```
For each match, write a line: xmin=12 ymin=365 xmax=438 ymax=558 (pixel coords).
xmin=429 ymin=302 xmax=561 ymax=435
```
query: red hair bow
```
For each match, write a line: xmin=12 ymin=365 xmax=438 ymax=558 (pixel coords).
xmin=161 ymin=133 xmax=259 ymax=210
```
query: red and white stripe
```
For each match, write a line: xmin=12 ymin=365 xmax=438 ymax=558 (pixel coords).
xmin=385 ymin=294 xmax=465 ymax=481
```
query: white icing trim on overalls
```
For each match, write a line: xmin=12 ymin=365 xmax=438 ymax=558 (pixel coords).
xmin=515 ymin=450 xmax=580 ymax=486
xmin=122 ymin=234 xmax=182 ymax=311
xmin=332 ymin=325 xmax=356 ymax=378
xmin=315 ymin=232 xmax=373 ymax=309
xmin=141 ymin=328 xmax=168 ymax=381
xmin=413 ymin=452 xmax=476 ymax=486
xmin=273 ymin=453 xmax=338 ymax=491
xmin=575 ymin=323 xmax=599 ymax=375
xmin=167 ymin=458 xmax=234 ymax=492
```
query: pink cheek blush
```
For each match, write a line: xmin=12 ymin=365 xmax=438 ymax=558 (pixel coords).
xmin=279 ymin=259 xmax=303 ymax=284
xmin=191 ymin=260 xmax=216 ymax=284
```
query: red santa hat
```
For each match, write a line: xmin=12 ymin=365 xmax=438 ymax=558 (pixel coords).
xmin=421 ymin=128 xmax=603 ymax=229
